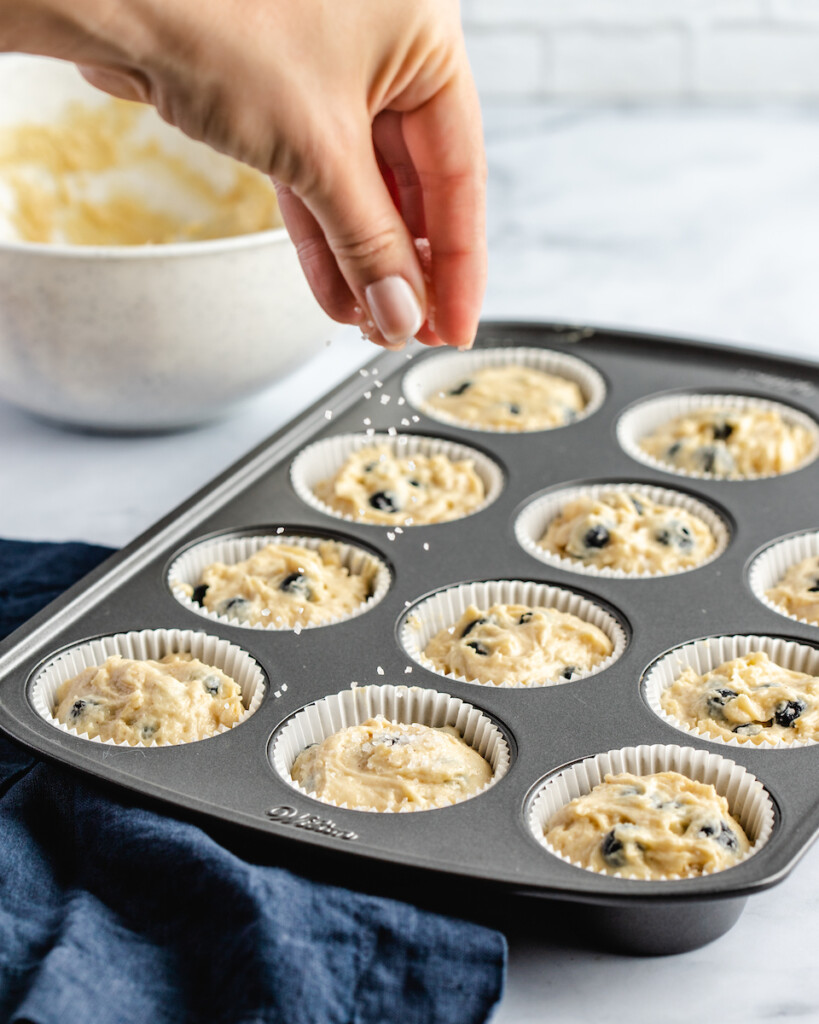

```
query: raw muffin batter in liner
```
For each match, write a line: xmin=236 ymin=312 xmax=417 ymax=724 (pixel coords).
xmin=538 ymin=491 xmax=716 ymax=574
xmin=53 ymin=652 xmax=244 ymax=746
xmin=638 ymin=405 xmax=815 ymax=479
xmin=313 ymin=443 xmax=486 ymax=526
xmin=424 ymin=364 xmax=585 ymax=431
xmin=543 ymin=770 xmax=750 ymax=880
xmin=660 ymin=650 xmax=819 ymax=746
xmin=290 ymin=716 xmax=492 ymax=812
xmin=423 ymin=602 xmax=613 ymax=687
xmin=764 ymin=555 xmax=819 ymax=627
xmin=272 ymin=683 xmax=509 ymax=813
xmin=178 ymin=540 xmax=377 ymax=628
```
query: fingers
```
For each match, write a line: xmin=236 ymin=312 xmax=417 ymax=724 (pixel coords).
xmin=292 ymin=117 xmax=428 ymax=349
xmin=401 ymin=70 xmax=488 ymax=350
xmin=76 ymin=64 xmax=152 ymax=104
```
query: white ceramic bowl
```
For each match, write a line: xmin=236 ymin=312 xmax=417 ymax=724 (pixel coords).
xmin=0 ymin=56 xmax=333 ymax=430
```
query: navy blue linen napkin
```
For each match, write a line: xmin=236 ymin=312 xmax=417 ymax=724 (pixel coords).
xmin=0 ymin=540 xmax=506 ymax=1024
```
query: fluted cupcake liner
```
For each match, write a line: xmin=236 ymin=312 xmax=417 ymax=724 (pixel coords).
xmin=269 ymin=683 xmax=510 ymax=813
xmin=617 ymin=392 xmax=819 ymax=480
xmin=401 ymin=346 xmax=606 ymax=433
xmin=400 ymin=578 xmax=626 ymax=688
xmin=748 ymin=531 xmax=819 ymax=629
xmin=29 ymin=628 xmax=266 ymax=747
xmin=515 ymin=481 xmax=729 ymax=579
xmin=167 ymin=531 xmax=391 ymax=629
xmin=290 ymin=432 xmax=503 ymax=526
xmin=643 ymin=633 xmax=819 ymax=749
xmin=527 ymin=743 xmax=774 ymax=880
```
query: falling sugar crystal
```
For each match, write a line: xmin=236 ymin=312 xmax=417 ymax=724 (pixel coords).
xmin=380 ymin=394 xmax=391 ymax=405
xmin=376 ymin=666 xmax=385 ymax=676
xmin=387 ymin=532 xmax=395 ymax=541
xmin=411 ymin=415 xmax=420 ymax=423
xmin=404 ymin=666 xmax=413 ymax=674
xmin=324 ymin=409 xmax=333 ymax=420
xmin=363 ymin=417 xmax=372 ymax=426
xmin=401 ymin=418 xmax=410 ymax=427
xmin=359 ymin=368 xmax=369 ymax=377
xmin=276 ymin=527 xmax=284 ymax=534
xmin=423 ymin=543 xmax=430 ymax=551
xmin=364 ymin=391 xmax=372 ymax=399
xmin=387 ymin=427 xmax=397 ymax=436
xmin=397 ymin=397 xmax=405 ymax=406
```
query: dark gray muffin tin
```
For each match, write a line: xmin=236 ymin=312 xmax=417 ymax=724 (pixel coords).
xmin=2 ymin=322 xmax=818 ymax=956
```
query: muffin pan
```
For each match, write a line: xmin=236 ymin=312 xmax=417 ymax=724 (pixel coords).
xmin=1 ymin=322 xmax=819 ymax=955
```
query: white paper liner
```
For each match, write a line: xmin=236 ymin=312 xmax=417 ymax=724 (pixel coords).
xmin=290 ymin=432 xmax=503 ymax=526
xmin=29 ymin=628 xmax=266 ymax=747
xmin=748 ymin=531 xmax=819 ymax=629
xmin=269 ymin=683 xmax=510 ymax=813
xmin=515 ymin=482 xmax=730 ymax=579
xmin=167 ymin=532 xmax=391 ymax=630
xmin=643 ymin=633 xmax=819 ymax=750
xmin=401 ymin=346 xmax=606 ymax=433
xmin=527 ymin=743 xmax=775 ymax=880
xmin=616 ymin=392 xmax=819 ymax=480
xmin=400 ymin=579 xmax=627 ymax=689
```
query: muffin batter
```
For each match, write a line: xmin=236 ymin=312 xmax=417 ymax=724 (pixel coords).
xmin=0 ymin=98 xmax=281 ymax=245
xmin=423 ymin=602 xmax=613 ymax=686
xmin=544 ymin=770 xmax=750 ymax=879
xmin=425 ymin=365 xmax=585 ymax=431
xmin=660 ymin=650 xmax=819 ymax=745
xmin=314 ymin=444 xmax=485 ymax=525
xmin=639 ymin=407 xmax=814 ymax=478
xmin=539 ymin=491 xmax=716 ymax=573
xmin=180 ymin=541 xmax=376 ymax=628
xmin=765 ymin=555 xmax=819 ymax=625
xmin=290 ymin=716 xmax=492 ymax=811
xmin=54 ymin=653 xmax=244 ymax=745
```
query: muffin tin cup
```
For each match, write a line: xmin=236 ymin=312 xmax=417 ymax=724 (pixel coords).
xmin=269 ymin=683 xmax=510 ymax=812
xmin=515 ymin=482 xmax=730 ymax=579
xmin=290 ymin=432 xmax=504 ymax=526
xmin=749 ymin=531 xmax=819 ymax=628
xmin=167 ymin=532 xmax=392 ymax=630
xmin=401 ymin=346 xmax=606 ymax=433
xmin=400 ymin=579 xmax=627 ymax=688
xmin=617 ymin=392 xmax=819 ymax=480
xmin=643 ymin=633 xmax=819 ymax=750
xmin=29 ymin=628 xmax=266 ymax=747
xmin=527 ymin=743 xmax=775 ymax=880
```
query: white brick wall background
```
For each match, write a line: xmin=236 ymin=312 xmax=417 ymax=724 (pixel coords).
xmin=461 ymin=0 xmax=819 ymax=100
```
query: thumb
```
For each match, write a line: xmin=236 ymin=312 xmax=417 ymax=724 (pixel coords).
xmin=296 ymin=130 xmax=429 ymax=347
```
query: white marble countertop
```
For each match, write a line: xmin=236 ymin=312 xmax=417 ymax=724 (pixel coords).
xmin=2 ymin=104 xmax=819 ymax=1022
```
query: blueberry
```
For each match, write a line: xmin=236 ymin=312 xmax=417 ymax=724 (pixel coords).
xmin=465 ymin=640 xmax=489 ymax=657
xmin=706 ymin=686 xmax=738 ymax=717
xmin=141 ymin=722 xmax=158 ymax=740
xmin=449 ymin=380 xmax=472 ymax=396
xmin=601 ymin=829 xmax=627 ymax=868
xmin=808 ymin=579 xmax=819 ymax=593
xmin=562 ymin=406 xmax=577 ymax=424
xmin=70 ymin=699 xmax=87 ymax=719
xmin=461 ymin=617 xmax=487 ymax=638
xmin=408 ymin=479 xmax=421 ymax=487
xmin=583 ymin=525 xmax=610 ymax=549
xmin=280 ymin=572 xmax=312 ymax=600
xmin=191 ymin=584 xmax=209 ymax=605
xmin=508 ymin=403 xmax=521 ymax=415
xmin=667 ymin=441 xmax=683 ymax=458
xmin=712 ymin=421 xmax=734 ymax=441
xmin=696 ymin=444 xmax=735 ymax=475
xmin=518 ymin=611 xmax=534 ymax=625
xmin=699 ymin=447 xmax=718 ymax=474
xmin=369 ymin=491 xmax=398 ymax=513
xmin=217 ymin=596 xmax=252 ymax=620
xmin=561 ymin=665 xmax=578 ymax=680
xmin=654 ymin=521 xmax=694 ymax=551
xmin=774 ymin=699 xmax=808 ymax=728
xmin=697 ymin=820 xmax=738 ymax=850
xmin=202 ymin=675 xmax=222 ymax=696
xmin=630 ymin=496 xmax=645 ymax=515
xmin=733 ymin=723 xmax=763 ymax=737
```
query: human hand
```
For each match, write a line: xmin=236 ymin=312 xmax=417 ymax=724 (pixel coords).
xmin=10 ymin=0 xmax=487 ymax=350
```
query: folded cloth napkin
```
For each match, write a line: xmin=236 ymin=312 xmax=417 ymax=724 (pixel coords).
xmin=0 ymin=540 xmax=506 ymax=1024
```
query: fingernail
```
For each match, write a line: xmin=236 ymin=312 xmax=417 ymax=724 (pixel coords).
xmin=365 ymin=276 xmax=424 ymax=344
